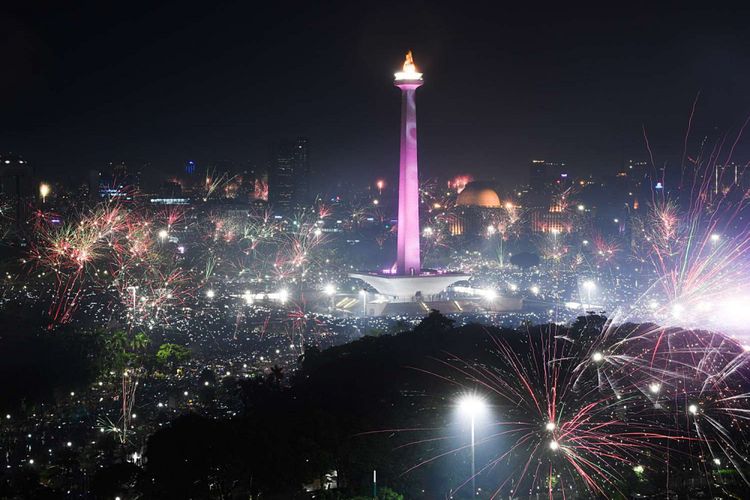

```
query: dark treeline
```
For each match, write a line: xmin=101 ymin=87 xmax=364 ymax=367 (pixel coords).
xmin=95 ymin=313 xmax=750 ymax=499
xmin=0 ymin=302 xmax=104 ymax=410
xmin=2 ymin=311 xmax=749 ymax=499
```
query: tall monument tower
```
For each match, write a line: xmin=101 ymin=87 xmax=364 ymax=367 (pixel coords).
xmin=394 ymin=51 xmax=423 ymax=275
xmin=350 ymin=51 xmax=470 ymax=303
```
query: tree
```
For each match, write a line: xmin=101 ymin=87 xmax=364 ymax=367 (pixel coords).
xmin=365 ymin=327 xmax=386 ymax=337
xmin=269 ymin=364 xmax=285 ymax=385
xmin=130 ymin=332 xmax=150 ymax=352
xmin=91 ymin=463 xmax=140 ymax=500
xmin=155 ymin=343 xmax=191 ymax=369
xmin=389 ymin=319 xmax=410 ymax=335
xmin=102 ymin=330 xmax=132 ymax=372
xmin=412 ymin=309 xmax=454 ymax=334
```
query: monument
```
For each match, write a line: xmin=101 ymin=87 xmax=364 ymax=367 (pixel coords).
xmin=351 ymin=52 xmax=470 ymax=301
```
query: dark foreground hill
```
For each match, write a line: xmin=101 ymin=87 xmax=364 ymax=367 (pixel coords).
xmin=92 ymin=312 xmax=750 ymax=499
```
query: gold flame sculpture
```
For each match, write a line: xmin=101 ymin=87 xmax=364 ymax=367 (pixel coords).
xmin=394 ymin=50 xmax=423 ymax=81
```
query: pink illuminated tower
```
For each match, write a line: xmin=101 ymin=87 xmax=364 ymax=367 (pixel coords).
xmin=350 ymin=52 xmax=470 ymax=302
xmin=394 ymin=51 xmax=423 ymax=275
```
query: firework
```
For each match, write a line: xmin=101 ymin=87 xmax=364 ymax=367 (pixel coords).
xmin=382 ymin=320 xmax=750 ymax=498
xmin=628 ymin=125 xmax=750 ymax=336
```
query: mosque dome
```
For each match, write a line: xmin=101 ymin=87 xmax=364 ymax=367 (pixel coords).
xmin=456 ymin=182 xmax=501 ymax=208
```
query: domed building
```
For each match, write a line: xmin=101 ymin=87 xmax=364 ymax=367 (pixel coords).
xmin=451 ymin=182 xmax=504 ymax=236
xmin=456 ymin=182 xmax=502 ymax=208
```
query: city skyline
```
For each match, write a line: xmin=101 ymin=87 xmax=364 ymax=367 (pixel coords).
xmin=3 ymin=2 xmax=750 ymax=184
xmin=2 ymin=5 xmax=750 ymax=498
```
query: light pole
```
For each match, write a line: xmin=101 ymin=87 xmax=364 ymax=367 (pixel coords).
xmin=582 ymin=280 xmax=596 ymax=310
xmin=324 ymin=284 xmax=336 ymax=312
xmin=498 ymin=231 xmax=504 ymax=267
xmin=360 ymin=289 xmax=367 ymax=316
xmin=458 ymin=394 xmax=486 ymax=497
xmin=39 ymin=183 xmax=50 ymax=204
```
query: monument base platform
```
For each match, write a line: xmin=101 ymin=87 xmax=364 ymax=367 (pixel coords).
xmin=333 ymin=296 xmax=523 ymax=317
xmin=349 ymin=271 xmax=470 ymax=300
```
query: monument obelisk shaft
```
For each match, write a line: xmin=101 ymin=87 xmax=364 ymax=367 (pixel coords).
xmin=395 ymin=51 xmax=423 ymax=275
xmin=349 ymin=52 xmax=471 ymax=302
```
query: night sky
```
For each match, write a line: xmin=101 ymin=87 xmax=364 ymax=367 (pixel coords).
xmin=3 ymin=2 xmax=750 ymax=188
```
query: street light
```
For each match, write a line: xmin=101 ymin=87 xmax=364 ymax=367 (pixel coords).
xmin=324 ymin=284 xmax=336 ymax=311
xmin=39 ymin=183 xmax=51 ymax=204
xmin=458 ymin=394 xmax=487 ymax=496
xmin=582 ymin=280 xmax=596 ymax=309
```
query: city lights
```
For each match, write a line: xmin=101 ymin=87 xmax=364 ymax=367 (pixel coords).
xmin=3 ymin=19 xmax=750 ymax=500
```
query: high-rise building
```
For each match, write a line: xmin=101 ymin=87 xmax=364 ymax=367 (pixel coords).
xmin=292 ymin=137 xmax=310 ymax=205
xmin=99 ymin=161 xmax=141 ymax=201
xmin=268 ymin=137 xmax=309 ymax=211
xmin=0 ymin=153 xmax=34 ymax=229
xmin=268 ymin=141 xmax=295 ymax=211
xmin=714 ymin=162 xmax=743 ymax=196
xmin=528 ymin=159 xmax=568 ymax=204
